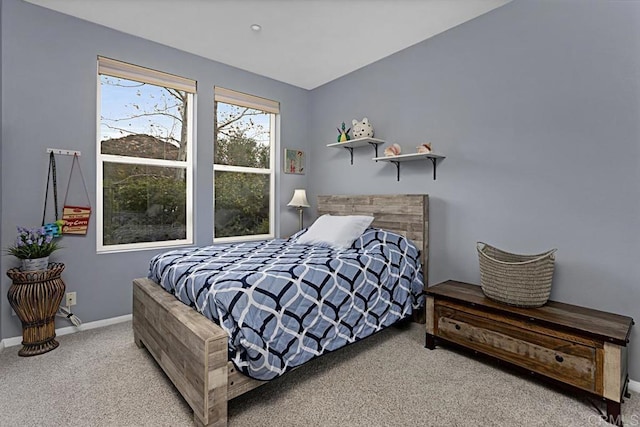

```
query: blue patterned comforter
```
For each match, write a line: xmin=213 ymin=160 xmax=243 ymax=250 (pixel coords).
xmin=148 ymin=228 xmax=424 ymax=380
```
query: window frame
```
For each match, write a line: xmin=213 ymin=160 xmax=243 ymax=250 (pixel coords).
xmin=213 ymin=88 xmax=277 ymax=243
xmin=96 ymin=57 xmax=195 ymax=253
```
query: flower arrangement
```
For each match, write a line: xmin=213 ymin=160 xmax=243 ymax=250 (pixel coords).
xmin=7 ymin=226 xmax=60 ymax=260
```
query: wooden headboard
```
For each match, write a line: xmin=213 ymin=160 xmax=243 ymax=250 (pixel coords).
xmin=317 ymin=194 xmax=429 ymax=286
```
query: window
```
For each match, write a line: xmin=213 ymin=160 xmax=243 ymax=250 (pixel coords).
xmin=97 ymin=57 xmax=195 ymax=252
xmin=214 ymin=87 xmax=278 ymax=241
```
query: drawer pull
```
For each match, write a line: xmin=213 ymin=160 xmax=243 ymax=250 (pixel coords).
xmin=455 ymin=324 xmax=461 ymax=330
xmin=555 ymin=355 xmax=564 ymax=363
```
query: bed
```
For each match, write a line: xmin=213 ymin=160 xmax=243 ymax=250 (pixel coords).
xmin=132 ymin=194 xmax=429 ymax=426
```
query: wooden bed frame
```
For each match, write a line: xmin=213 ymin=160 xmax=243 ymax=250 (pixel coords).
xmin=132 ymin=194 xmax=429 ymax=426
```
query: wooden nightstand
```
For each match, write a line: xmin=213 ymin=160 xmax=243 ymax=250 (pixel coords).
xmin=425 ymin=280 xmax=634 ymax=426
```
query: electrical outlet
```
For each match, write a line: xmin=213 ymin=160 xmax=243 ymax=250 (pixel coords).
xmin=66 ymin=291 xmax=77 ymax=307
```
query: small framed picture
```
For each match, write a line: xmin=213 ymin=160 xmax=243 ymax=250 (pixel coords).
xmin=284 ymin=148 xmax=305 ymax=174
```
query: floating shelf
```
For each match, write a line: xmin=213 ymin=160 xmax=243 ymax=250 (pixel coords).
xmin=327 ymin=137 xmax=386 ymax=165
xmin=372 ymin=152 xmax=445 ymax=181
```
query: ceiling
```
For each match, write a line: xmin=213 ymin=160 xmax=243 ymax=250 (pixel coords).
xmin=25 ymin=0 xmax=510 ymax=90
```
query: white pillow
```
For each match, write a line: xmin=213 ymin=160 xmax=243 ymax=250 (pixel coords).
xmin=296 ymin=214 xmax=374 ymax=249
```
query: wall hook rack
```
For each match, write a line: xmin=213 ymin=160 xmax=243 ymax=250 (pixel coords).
xmin=47 ymin=148 xmax=81 ymax=157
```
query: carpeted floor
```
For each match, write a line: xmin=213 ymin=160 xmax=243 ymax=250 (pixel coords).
xmin=0 ymin=321 xmax=638 ymax=426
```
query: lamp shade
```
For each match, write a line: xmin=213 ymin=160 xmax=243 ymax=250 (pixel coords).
xmin=287 ymin=189 xmax=309 ymax=208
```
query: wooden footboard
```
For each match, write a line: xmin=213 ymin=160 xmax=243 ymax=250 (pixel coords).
xmin=132 ymin=278 xmax=265 ymax=426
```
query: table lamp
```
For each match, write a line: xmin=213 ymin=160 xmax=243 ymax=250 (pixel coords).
xmin=287 ymin=189 xmax=310 ymax=230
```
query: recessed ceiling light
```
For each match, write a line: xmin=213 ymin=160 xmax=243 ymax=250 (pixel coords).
xmin=250 ymin=24 xmax=262 ymax=32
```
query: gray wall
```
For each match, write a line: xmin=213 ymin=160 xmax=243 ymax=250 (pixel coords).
xmin=0 ymin=0 xmax=308 ymax=340
xmin=309 ymin=0 xmax=640 ymax=379
xmin=0 ymin=0 xmax=4 ymax=334
xmin=3 ymin=0 xmax=639 ymax=383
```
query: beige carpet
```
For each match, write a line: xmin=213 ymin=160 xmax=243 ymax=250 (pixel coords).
xmin=0 ymin=321 xmax=637 ymax=426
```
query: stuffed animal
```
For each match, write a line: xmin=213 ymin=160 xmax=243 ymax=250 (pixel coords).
xmin=384 ymin=143 xmax=401 ymax=156
xmin=336 ymin=122 xmax=351 ymax=142
xmin=417 ymin=143 xmax=432 ymax=154
xmin=351 ymin=117 xmax=374 ymax=139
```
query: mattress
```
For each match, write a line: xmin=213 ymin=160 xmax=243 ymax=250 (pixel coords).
xmin=148 ymin=228 xmax=424 ymax=380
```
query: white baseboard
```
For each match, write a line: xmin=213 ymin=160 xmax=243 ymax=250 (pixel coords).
xmin=1 ymin=314 xmax=132 ymax=348
xmin=629 ymin=379 xmax=640 ymax=394
xmin=2 ymin=335 xmax=23 ymax=348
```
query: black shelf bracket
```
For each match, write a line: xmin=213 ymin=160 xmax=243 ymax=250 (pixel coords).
xmin=391 ymin=161 xmax=400 ymax=181
xmin=429 ymin=157 xmax=438 ymax=180
xmin=344 ymin=146 xmax=354 ymax=165
xmin=388 ymin=157 xmax=440 ymax=181
xmin=343 ymin=143 xmax=379 ymax=165
xmin=368 ymin=142 xmax=380 ymax=160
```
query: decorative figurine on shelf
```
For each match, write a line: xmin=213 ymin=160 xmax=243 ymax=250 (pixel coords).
xmin=384 ymin=143 xmax=401 ymax=156
xmin=417 ymin=143 xmax=432 ymax=154
xmin=351 ymin=117 xmax=374 ymax=139
xmin=336 ymin=122 xmax=351 ymax=143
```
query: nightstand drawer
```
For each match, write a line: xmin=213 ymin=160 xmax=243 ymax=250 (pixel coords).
xmin=435 ymin=305 xmax=597 ymax=392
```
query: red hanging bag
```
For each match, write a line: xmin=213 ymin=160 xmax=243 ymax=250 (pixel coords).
xmin=61 ymin=154 xmax=92 ymax=235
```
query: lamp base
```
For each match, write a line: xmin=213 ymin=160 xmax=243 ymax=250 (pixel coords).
xmin=298 ymin=208 xmax=304 ymax=231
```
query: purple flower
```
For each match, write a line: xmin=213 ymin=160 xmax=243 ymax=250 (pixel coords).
xmin=8 ymin=224 xmax=59 ymax=260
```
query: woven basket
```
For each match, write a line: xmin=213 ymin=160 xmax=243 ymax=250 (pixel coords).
xmin=477 ymin=242 xmax=557 ymax=308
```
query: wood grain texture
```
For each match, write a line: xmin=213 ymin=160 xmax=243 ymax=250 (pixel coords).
xmin=133 ymin=278 xmax=229 ymax=426
xmin=428 ymin=280 xmax=633 ymax=415
xmin=425 ymin=296 xmax=435 ymax=335
xmin=426 ymin=281 xmax=633 ymax=345
xmin=133 ymin=278 xmax=265 ymax=425
xmin=603 ymin=342 xmax=625 ymax=402
xmin=227 ymin=362 xmax=265 ymax=400
xmin=436 ymin=305 xmax=596 ymax=391
xmin=435 ymin=299 xmax=600 ymax=348
xmin=595 ymin=347 xmax=604 ymax=396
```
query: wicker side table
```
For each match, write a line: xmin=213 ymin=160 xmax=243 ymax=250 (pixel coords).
xmin=6 ymin=263 xmax=66 ymax=356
